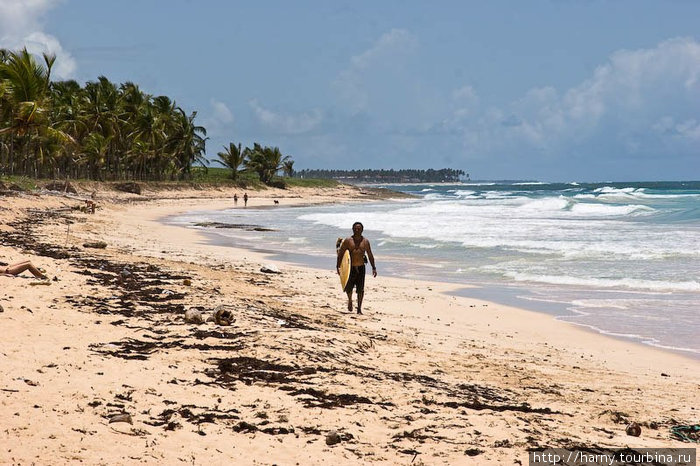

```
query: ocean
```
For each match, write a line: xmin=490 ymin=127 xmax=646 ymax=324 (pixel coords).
xmin=170 ymin=181 xmax=700 ymax=357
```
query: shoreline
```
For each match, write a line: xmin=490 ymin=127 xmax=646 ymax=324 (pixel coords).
xmin=1 ymin=185 xmax=698 ymax=465
xmin=168 ymin=201 xmax=700 ymax=361
xmin=151 ymin=198 xmax=699 ymax=375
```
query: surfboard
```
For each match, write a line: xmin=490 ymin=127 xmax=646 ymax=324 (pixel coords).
xmin=339 ymin=249 xmax=351 ymax=290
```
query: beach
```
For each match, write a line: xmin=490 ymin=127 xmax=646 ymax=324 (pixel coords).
xmin=1 ymin=184 xmax=698 ymax=465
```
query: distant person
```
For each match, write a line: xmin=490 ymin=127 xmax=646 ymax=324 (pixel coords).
xmin=1 ymin=260 xmax=47 ymax=279
xmin=233 ymin=194 xmax=239 ymax=205
xmin=336 ymin=222 xmax=377 ymax=314
xmin=243 ymin=192 xmax=249 ymax=207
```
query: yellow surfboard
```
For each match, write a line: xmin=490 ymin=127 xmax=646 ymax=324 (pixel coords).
xmin=339 ymin=249 xmax=351 ymax=290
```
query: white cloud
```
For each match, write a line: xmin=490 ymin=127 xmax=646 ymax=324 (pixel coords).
xmin=210 ymin=99 xmax=234 ymax=124
xmin=201 ymin=99 xmax=235 ymax=139
xmin=350 ymin=29 xmax=416 ymax=70
xmin=333 ymin=28 xmax=417 ymax=114
xmin=653 ymin=116 xmax=700 ymax=141
xmin=0 ymin=0 xmax=57 ymax=33
xmin=452 ymin=85 xmax=478 ymax=103
xmin=0 ymin=0 xmax=76 ymax=79
xmin=447 ymin=37 xmax=700 ymax=159
xmin=440 ymin=85 xmax=482 ymax=132
xmin=249 ymin=99 xmax=322 ymax=135
xmin=561 ymin=37 xmax=699 ymax=127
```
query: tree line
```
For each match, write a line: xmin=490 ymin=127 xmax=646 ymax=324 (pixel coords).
xmin=0 ymin=49 xmax=208 ymax=181
xmin=0 ymin=48 xmax=296 ymax=185
xmin=294 ymin=168 xmax=467 ymax=183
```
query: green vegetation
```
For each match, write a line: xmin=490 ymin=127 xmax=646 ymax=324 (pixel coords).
xmin=1 ymin=49 xmax=206 ymax=181
xmin=208 ymin=141 xmax=296 ymax=187
xmin=214 ymin=142 xmax=244 ymax=180
xmin=190 ymin=167 xmax=265 ymax=187
xmin=283 ymin=177 xmax=339 ymax=188
xmin=0 ymin=175 xmax=38 ymax=191
xmin=242 ymin=143 xmax=291 ymax=185
xmin=295 ymin=168 xmax=467 ymax=183
xmin=0 ymin=48 xmax=300 ymax=188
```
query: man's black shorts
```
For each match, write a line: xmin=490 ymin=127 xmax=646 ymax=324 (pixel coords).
xmin=345 ymin=265 xmax=366 ymax=293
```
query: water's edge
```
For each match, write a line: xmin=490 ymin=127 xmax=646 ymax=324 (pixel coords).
xmin=164 ymin=208 xmax=699 ymax=361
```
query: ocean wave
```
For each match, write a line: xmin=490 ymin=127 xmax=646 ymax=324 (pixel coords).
xmin=570 ymin=299 xmax=630 ymax=310
xmin=422 ymin=193 xmax=451 ymax=200
xmin=569 ymin=202 xmax=654 ymax=217
xmin=452 ymin=190 xmax=477 ymax=197
xmin=593 ymin=186 xmax=641 ymax=194
xmin=504 ymin=272 xmax=700 ymax=292
xmin=481 ymin=191 xmax=517 ymax=200
xmin=410 ymin=243 xmax=439 ymax=249
xmin=554 ymin=319 xmax=700 ymax=354
xmin=577 ymin=188 xmax=700 ymax=205
xmin=518 ymin=197 xmax=570 ymax=212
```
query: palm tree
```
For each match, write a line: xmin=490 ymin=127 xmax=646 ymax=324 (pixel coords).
xmin=165 ymin=108 xmax=207 ymax=180
xmin=282 ymin=159 xmax=294 ymax=177
xmin=215 ymin=142 xmax=244 ymax=180
xmin=0 ymin=49 xmax=73 ymax=177
xmin=0 ymin=49 xmax=52 ymax=174
xmin=1 ymin=48 xmax=209 ymax=181
xmin=80 ymin=132 xmax=111 ymax=180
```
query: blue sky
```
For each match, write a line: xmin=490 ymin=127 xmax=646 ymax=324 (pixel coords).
xmin=1 ymin=0 xmax=698 ymax=181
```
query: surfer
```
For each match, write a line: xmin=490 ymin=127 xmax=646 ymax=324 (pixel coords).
xmin=336 ymin=222 xmax=377 ymax=314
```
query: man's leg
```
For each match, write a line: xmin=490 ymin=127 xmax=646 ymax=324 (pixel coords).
xmin=346 ymin=290 xmax=353 ymax=312
xmin=356 ymin=266 xmax=366 ymax=314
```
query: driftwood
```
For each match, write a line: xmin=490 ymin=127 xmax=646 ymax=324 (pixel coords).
xmin=109 ymin=413 xmax=133 ymax=424
xmin=83 ymin=241 xmax=108 ymax=249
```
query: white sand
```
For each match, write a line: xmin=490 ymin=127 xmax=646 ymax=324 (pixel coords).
xmin=1 ymin=185 xmax=697 ymax=465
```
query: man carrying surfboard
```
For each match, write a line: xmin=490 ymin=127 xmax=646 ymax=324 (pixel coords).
xmin=336 ymin=222 xmax=377 ymax=314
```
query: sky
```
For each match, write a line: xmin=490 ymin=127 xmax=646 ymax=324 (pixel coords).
xmin=1 ymin=0 xmax=698 ymax=181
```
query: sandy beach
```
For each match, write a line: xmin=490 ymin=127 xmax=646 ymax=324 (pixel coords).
xmin=1 ymin=184 xmax=698 ymax=465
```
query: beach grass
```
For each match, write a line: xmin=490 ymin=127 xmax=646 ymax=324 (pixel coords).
xmin=0 ymin=175 xmax=39 ymax=191
xmin=1 ymin=168 xmax=338 ymax=191
xmin=283 ymin=177 xmax=339 ymax=188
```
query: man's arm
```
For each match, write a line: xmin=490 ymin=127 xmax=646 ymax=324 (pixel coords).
xmin=366 ymin=240 xmax=377 ymax=277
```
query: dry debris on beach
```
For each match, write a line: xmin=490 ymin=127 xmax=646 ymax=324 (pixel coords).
xmin=1 ymin=184 xmax=698 ymax=465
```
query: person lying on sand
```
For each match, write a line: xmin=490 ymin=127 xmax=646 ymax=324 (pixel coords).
xmin=1 ymin=261 xmax=48 ymax=279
